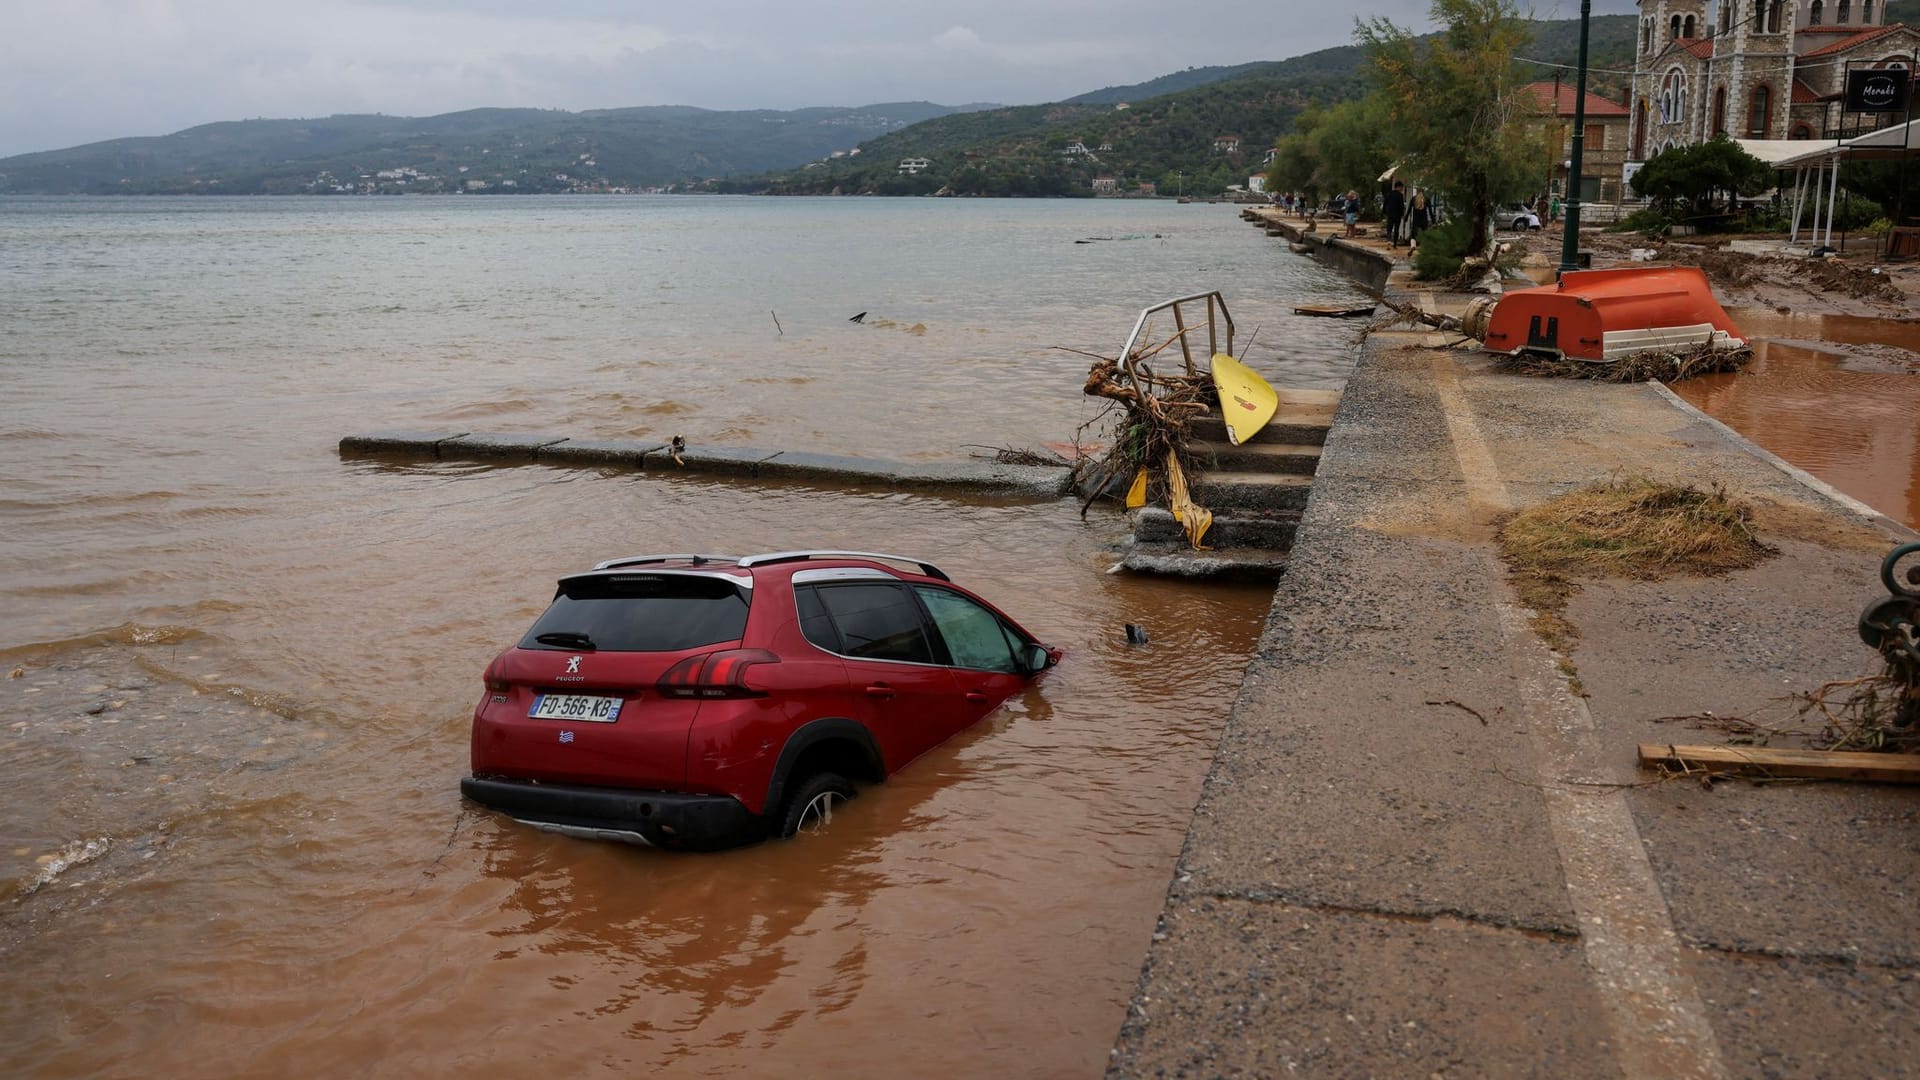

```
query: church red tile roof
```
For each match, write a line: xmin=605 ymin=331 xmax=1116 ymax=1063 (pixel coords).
xmin=1800 ymin=24 xmax=1909 ymax=58
xmin=1791 ymin=78 xmax=1828 ymax=103
xmin=1677 ymin=36 xmax=1717 ymax=59
xmin=1521 ymin=81 xmax=1631 ymax=118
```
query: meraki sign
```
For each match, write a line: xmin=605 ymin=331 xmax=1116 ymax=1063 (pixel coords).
xmin=1845 ymin=68 xmax=1911 ymax=113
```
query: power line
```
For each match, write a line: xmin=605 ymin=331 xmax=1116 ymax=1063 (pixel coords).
xmin=1516 ymin=56 xmax=1638 ymax=77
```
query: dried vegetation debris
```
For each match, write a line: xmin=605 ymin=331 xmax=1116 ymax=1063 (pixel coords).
xmin=1493 ymin=344 xmax=1752 ymax=383
xmin=1497 ymin=477 xmax=1777 ymax=687
xmin=1640 ymin=240 xmax=1908 ymax=305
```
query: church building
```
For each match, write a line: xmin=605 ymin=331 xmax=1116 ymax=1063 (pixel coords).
xmin=1630 ymin=0 xmax=1917 ymax=157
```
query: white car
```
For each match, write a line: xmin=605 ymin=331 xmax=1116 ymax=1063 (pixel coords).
xmin=1503 ymin=204 xmax=1543 ymax=230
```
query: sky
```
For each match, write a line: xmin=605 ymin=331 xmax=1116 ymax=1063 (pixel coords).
xmin=0 ymin=0 xmax=1636 ymax=159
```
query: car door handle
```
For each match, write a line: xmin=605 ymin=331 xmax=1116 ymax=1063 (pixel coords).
xmin=865 ymin=684 xmax=895 ymax=699
xmin=964 ymin=691 xmax=990 ymax=704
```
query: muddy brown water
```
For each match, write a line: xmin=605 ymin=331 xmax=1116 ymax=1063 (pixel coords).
xmin=1671 ymin=309 xmax=1920 ymax=531
xmin=0 ymin=197 xmax=1373 ymax=1076
xmin=0 ymin=474 xmax=1275 ymax=1078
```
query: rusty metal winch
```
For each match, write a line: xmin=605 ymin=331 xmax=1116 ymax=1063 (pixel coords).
xmin=1860 ymin=542 xmax=1920 ymax=729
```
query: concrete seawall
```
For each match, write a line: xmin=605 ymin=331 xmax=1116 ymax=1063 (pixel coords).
xmin=1110 ymin=225 xmax=1920 ymax=1075
xmin=1244 ymin=208 xmax=1394 ymax=292
xmin=338 ymin=431 xmax=1072 ymax=500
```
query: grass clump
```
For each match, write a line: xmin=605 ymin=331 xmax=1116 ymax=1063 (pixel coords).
xmin=1494 ymin=343 xmax=1751 ymax=384
xmin=1497 ymin=477 xmax=1777 ymax=688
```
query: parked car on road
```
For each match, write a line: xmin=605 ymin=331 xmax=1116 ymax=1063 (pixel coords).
xmin=1503 ymin=203 xmax=1543 ymax=231
xmin=461 ymin=550 xmax=1060 ymax=850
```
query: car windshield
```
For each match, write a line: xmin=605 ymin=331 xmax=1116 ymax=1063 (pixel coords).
xmin=521 ymin=573 xmax=749 ymax=653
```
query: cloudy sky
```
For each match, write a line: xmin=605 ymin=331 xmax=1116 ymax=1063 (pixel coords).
xmin=1 ymin=0 xmax=1633 ymax=158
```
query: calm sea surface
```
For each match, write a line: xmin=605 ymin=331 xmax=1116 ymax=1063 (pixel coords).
xmin=0 ymin=196 xmax=1367 ymax=1077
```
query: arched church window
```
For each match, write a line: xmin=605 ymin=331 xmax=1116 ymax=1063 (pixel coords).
xmin=1721 ymin=0 xmax=1732 ymax=32
xmin=1839 ymin=0 xmax=1850 ymax=22
xmin=1685 ymin=14 xmax=1697 ymax=35
xmin=1809 ymin=0 xmax=1823 ymax=25
xmin=1713 ymin=87 xmax=1727 ymax=134
xmin=1747 ymin=84 xmax=1771 ymax=137
xmin=1864 ymin=0 xmax=1874 ymax=21
xmin=1767 ymin=0 xmax=1783 ymax=31
xmin=1671 ymin=13 xmax=1684 ymax=38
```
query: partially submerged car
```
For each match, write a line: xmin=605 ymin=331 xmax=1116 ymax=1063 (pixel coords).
xmin=461 ymin=550 xmax=1060 ymax=850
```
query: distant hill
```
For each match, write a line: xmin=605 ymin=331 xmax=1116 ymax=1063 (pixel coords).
xmin=740 ymin=14 xmax=1634 ymax=198
xmin=0 ymin=102 xmax=994 ymax=195
xmin=1063 ymin=62 xmax=1288 ymax=105
xmin=0 ymin=11 xmax=1645 ymax=198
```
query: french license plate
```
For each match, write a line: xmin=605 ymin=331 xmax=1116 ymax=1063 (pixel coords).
xmin=529 ymin=693 xmax=624 ymax=723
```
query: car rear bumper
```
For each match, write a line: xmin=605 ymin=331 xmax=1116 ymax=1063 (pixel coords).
xmin=460 ymin=776 xmax=767 ymax=851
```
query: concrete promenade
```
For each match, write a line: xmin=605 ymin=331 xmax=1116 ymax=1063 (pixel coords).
xmin=1110 ymin=218 xmax=1920 ymax=1076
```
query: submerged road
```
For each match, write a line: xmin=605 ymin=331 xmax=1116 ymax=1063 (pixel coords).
xmin=1110 ymin=233 xmax=1920 ymax=1076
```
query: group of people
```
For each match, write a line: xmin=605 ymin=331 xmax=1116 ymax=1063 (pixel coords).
xmin=1271 ymin=183 xmax=1432 ymax=248
xmin=1377 ymin=180 xmax=1431 ymax=249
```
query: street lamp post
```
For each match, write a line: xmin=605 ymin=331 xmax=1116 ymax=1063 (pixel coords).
xmin=1559 ymin=0 xmax=1593 ymax=274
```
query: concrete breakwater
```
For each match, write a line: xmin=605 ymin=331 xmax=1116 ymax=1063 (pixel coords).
xmin=338 ymin=431 xmax=1072 ymax=500
xmin=1110 ymin=215 xmax=1920 ymax=1076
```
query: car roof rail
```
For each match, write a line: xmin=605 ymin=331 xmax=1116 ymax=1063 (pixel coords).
xmin=738 ymin=550 xmax=951 ymax=581
xmin=592 ymin=553 xmax=742 ymax=571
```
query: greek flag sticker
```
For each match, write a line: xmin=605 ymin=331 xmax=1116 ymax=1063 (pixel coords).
xmin=558 ymin=731 xmax=575 ymax=744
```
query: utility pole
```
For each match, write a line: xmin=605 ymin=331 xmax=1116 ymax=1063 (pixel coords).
xmin=1559 ymin=0 xmax=1593 ymax=274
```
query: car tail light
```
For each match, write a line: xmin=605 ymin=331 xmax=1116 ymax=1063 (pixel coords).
xmin=483 ymin=653 xmax=509 ymax=693
xmin=657 ymin=649 xmax=779 ymax=699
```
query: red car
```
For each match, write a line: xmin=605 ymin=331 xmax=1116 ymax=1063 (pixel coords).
xmin=461 ymin=550 xmax=1060 ymax=850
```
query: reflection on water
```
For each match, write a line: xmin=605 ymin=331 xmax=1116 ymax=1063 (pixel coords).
xmin=1670 ymin=309 xmax=1920 ymax=530
xmin=0 ymin=198 xmax=1347 ymax=1077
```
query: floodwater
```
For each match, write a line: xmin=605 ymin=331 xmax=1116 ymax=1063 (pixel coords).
xmin=1670 ymin=308 xmax=1920 ymax=530
xmin=0 ymin=196 xmax=1369 ymax=1077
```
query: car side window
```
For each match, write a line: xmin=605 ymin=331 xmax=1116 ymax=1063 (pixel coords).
xmin=809 ymin=583 xmax=935 ymax=664
xmin=915 ymin=587 xmax=1020 ymax=673
xmin=795 ymin=586 xmax=844 ymax=654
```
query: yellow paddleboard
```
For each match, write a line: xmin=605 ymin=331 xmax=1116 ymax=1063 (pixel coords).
xmin=1209 ymin=353 xmax=1277 ymax=446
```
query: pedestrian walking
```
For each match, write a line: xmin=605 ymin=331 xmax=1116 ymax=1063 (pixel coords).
xmin=1383 ymin=180 xmax=1407 ymax=248
xmin=1408 ymin=189 xmax=1431 ymax=250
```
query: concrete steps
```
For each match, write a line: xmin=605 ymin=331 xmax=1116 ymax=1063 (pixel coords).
xmin=1116 ymin=387 xmax=1339 ymax=575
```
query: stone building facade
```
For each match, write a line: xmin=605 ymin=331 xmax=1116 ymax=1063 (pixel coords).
xmin=1523 ymin=81 xmax=1634 ymax=202
xmin=1629 ymin=0 xmax=1917 ymax=158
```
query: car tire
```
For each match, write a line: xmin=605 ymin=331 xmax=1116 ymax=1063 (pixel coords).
xmin=779 ymin=771 xmax=855 ymax=838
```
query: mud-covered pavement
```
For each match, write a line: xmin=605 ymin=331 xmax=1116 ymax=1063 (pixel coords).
xmin=1112 ymin=222 xmax=1920 ymax=1076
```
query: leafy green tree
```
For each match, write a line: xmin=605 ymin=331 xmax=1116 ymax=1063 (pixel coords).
xmin=1307 ymin=96 xmax=1394 ymax=205
xmin=1357 ymin=0 xmax=1548 ymax=254
xmin=1629 ymin=136 xmax=1773 ymax=215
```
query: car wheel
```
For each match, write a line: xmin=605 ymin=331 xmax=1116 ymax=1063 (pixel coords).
xmin=1514 ymin=218 xmax=1528 ymax=231
xmin=779 ymin=771 xmax=855 ymax=838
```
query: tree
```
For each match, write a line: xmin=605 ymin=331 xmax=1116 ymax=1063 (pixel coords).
xmin=1307 ymin=96 xmax=1394 ymax=203
xmin=1357 ymin=0 xmax=1549 ymax=254
xmin=1629 ymin=136 xmax=1773 ymax=216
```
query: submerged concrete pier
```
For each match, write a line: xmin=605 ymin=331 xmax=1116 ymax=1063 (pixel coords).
xmin=338 ymin=431 xmax=1073 ymax=500
xmin=1109 ymin=217 xmax=1920 ymax=1076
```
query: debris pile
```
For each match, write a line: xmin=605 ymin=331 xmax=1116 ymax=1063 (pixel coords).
xmin=1074 ymin=327 xmax=1218 ymax=548
xmin=1492 ymin=342 xmax=1752 ymax=383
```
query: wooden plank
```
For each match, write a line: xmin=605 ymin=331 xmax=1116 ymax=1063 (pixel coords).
xmin=1639 ymin=743 xmax=1920 ymax=783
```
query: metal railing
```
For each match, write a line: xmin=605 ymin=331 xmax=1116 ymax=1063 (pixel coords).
xmin=1115 ymin=291 xmax=1235 ymax=390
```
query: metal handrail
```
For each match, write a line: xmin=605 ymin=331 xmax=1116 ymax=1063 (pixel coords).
xmin=1115 ymin=291 xmax=1234 ymax=389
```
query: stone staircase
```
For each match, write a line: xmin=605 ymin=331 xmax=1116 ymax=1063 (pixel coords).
xmin=1118 ymin=388 xmax=1339 ymax=576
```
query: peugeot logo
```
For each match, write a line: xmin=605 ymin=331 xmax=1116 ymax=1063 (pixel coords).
xmin=565 ymin=655 xmax=582 ymax=674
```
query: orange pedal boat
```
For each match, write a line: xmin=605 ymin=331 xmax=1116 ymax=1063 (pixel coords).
xmin=1480 ymin=266 xmax=1746 ymax=362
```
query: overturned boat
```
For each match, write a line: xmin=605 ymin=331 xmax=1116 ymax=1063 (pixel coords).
xmin=1475 ymin=266 xmax=1746 ymax=362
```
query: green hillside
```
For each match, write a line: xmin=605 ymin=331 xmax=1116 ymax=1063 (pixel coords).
xmin=0 ymin=102 xmax=987 ymax=195
xmin=740 ymin=15 xmax=1635 ymax=198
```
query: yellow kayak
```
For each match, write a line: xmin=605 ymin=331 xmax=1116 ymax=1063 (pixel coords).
xmin=1209 ymin=352 xmax=1277 ymax=446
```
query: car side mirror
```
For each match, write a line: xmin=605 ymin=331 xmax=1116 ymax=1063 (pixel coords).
xmin=1018 ymin=643 xmax=1056 ymax=676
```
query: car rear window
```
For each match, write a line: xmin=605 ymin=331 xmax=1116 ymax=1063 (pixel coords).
xmin=520 ymin=573 xmax=749 ymax=653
